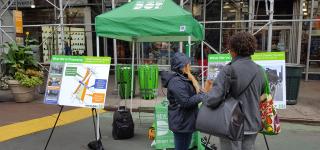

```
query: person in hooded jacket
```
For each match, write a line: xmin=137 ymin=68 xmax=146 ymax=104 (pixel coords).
xmin=204 ymin=32 xmax=265 ymax=150
xmin=161 ymin=52 xmax=209 ymax=150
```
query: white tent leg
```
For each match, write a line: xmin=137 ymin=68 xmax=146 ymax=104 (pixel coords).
xmin=201 ymin=41 xmax=204 ymax=88
xmin=112 ymin=0 xmax=118 ymax=90
xmin=96 ymin=36 xmax=100 ymax=56
xmin=130 ymin=41 xmax=135 ymax=113
xmin=113 ymin=39 xmax=117 ymax=90
xmin=188 ymin=36 xmax=191 ymax=57
xmin=96 ymin=35 xmax=100 ymax=141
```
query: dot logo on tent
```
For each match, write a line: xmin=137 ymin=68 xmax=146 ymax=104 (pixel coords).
xmin=133 ymin=0 xmax=164 ymax=10
xmin=180 ymin=25 xmax=186 ymax=32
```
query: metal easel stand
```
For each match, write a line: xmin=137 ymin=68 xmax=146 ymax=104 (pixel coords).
xmin=44 ymin=105 xmax=64 ymax=150
xmin=43 ymin=106 xmax=104 ymax=150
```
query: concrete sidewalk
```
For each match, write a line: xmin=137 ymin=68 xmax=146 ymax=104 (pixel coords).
xmin=278 ymin=80 xmax=320 ymax=123
xmin=1 ymin=112 xmax=320 ymax=150
xmin=0 ymin=90 xmax=75 ymax=126
xmin=105 ymin=77 xmax=320 ymax=124
xmin=0 ymin=78 xmax=319 ymax=128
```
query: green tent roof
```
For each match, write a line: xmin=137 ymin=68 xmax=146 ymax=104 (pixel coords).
xmin=95 ymin=0 xmax=204 ymax=42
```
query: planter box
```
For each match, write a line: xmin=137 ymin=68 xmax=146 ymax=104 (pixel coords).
xmin=7 ymin=80 xmax=35 ymax=103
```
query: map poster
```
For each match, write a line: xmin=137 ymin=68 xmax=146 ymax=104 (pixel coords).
xmin=208 ymin=52 xmax=286 ymax=109
xmin=44 ymin=55 xmax=111 ymax=109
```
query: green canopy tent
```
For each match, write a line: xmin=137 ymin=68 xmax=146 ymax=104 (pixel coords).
xmin=95 ymin=0 xmax=204 ymax=111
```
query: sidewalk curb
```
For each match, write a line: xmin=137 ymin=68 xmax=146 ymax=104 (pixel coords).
xmin=280 ymin=117 xmax=320 ymax=125
xmin=104 ymin=107 xmax=320 ymax=125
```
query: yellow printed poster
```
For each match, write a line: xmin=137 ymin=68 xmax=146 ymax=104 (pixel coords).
xmin=13 ymin=10 xmax=23 ymax=34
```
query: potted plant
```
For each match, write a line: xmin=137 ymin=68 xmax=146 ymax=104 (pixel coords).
xmin=0 ymin=36 xmax=43 ymax=102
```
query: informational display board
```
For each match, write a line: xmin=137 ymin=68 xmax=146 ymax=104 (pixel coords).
xmin=208 ymin=52 xmax=286 ymax=109
xmin=44 ymin=55 xmax=111 ymax=109
xmin=154 ymin=101 xmax=200 ymax=149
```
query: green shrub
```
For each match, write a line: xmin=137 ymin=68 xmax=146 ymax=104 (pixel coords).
xmin=14 ymin=71 xmax=43 ymax=88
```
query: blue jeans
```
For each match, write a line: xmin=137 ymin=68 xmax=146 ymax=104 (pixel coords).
xmin=173 ymin=132 xmax=193 ymax=150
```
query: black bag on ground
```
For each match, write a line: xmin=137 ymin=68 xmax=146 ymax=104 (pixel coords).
xmin=112 ymin=106 xmax=134 ymax=140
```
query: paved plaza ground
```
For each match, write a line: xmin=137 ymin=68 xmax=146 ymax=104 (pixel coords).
xmin=0 ymin=112 xmax=320 ymax=150
xmin=0 ymin=78 xmax=319 ymax=149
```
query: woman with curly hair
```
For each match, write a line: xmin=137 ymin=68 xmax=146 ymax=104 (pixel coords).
xmin=204 ymin=32 xmax=265 ymax=150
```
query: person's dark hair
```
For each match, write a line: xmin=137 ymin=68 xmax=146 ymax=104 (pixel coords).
xmin=228 ymin=32 xmax=257 ymax=57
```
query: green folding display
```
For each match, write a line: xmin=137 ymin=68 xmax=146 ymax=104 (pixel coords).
xmin=153 ymin=99 xmax=203 ymax=149
xmin=116 ymin=64 xmax=135 ymax=99
xmin=138 ymin=65 xmax=159 ymax=100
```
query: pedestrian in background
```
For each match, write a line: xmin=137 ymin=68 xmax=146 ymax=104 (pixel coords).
xmin=64 ymin=41 xmax=72 ymax=55
xmin=161 ymin=52 xmax=208 ymax=150
xmin=204 ymin=32 xmax=265 ymax=150
xmin=195 ymin=45 xmax=211 ymax=77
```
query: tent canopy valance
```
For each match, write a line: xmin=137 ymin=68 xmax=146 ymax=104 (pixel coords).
xmin=95 ymin=0 xmax=204 ymax=42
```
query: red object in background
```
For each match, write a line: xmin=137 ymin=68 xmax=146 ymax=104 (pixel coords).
xmin=314 ymin=16 xmax=320 ymax=30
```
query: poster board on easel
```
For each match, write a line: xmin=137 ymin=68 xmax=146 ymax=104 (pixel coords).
xmin=44 ymin=55 xmax=111 ymax=109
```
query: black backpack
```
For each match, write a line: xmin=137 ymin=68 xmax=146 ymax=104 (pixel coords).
xmin=112 ymin=106 xmax=134 ymax=140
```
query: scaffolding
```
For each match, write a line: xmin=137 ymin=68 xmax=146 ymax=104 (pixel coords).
xmin=1 ymin=0 xmax=320 ymax=81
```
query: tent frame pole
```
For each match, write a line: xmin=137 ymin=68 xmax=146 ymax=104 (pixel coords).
xmin=112 ymin=0 xmax=118 ymax=90
xmin=95 ymin=35 xmax=100 ymax=141
xmin=96 ymin=36 xmax=100 ymax=56
xmin=130 ymin=40 xmax=135 ymax=113
xmin=188 ymin=36 xmax=191 ymax=57
xmin=179 ymin=0 xmax=184 ymax=53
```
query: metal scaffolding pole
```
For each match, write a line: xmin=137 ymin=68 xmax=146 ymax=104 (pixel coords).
xmin=0 ymin=0 xmax=14 ymax=18
xmin=59 ymin=0 xmax=64 ymax=54
xmin=201 ymin=0 xmax=207 ymax=88
xmin=267 ymin=0 xmax=274 ymax=52
xmin=249 ymin=0 xmax=255 ymax=33
xmin=296 ymin=0 xmax=303 ymax=64
xmin=54 ymin=0 xmax=57 ymax=21
xmin=201 ymin=19 xmax=319 ymax=23
xmin=219 ymin=0 xmax=223 ymax=53
xmin=0 ymin=0 xmax=15 ymax=45
xmin=306 ymin=0 xmax=315 ymax=81
xmin=2 ymin=19 xmax=320 ymax=29
xmin=0 ymin=18 xmax=2 ymax=53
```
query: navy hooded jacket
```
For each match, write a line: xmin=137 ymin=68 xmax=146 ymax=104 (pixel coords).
xmin=161 ymin=52 xmax=207 ymax=133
